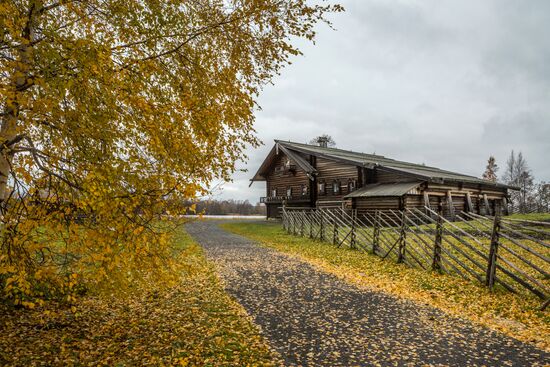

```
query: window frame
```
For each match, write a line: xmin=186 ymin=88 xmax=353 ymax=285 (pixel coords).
xmin=318 ymin=180 xmax=326 ymax=195
xmin=332 ymin=180 xmax=340 ymax=195
xmin=348 ymin=179 xmax=356 ymax=192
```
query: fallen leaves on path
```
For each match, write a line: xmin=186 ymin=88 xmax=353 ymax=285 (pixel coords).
xmin=222 ymin=221 xmax=550 ymax=352
xmin=0 ymin=228 xmax=275 ymax=366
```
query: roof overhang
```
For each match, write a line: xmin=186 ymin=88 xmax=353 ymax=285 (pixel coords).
xmin=344 ymin=181 xmax=423 ymax=199
xmin=379 ymin=165 xmax=516 ymax=190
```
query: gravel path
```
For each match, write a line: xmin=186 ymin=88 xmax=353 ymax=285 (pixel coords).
xmin=186 ymin=220 xmax=549 ymax=367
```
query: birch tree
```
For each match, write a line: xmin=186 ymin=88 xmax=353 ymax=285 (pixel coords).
xmin=0 ymin=0 xmax=342 ymax=306
xmin=504 ymin=151 xmax=535 ymax=212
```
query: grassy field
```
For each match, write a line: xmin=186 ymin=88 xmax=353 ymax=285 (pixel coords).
xmin=222 ymin=221 xmax=550 ymax=351
xmin=0 ymin=226 xmax=276 ymax=366
xmin=508 ymin=213 xmax=550 ymax=222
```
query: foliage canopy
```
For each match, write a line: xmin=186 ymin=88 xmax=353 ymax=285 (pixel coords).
xmin=0 ymin=0 xmax=342 ymax=305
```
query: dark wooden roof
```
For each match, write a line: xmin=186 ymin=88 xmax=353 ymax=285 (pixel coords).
xmin=251 ymin=140 xmax=514 ymax=189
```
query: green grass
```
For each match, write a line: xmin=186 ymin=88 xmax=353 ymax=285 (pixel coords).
xmin=508 ymin=213 xmax=550 ymax=222
xmin=0 ymin=225 xmax=276 ymax=366
xmin=222 ymin=221 xmax=550 ymax=351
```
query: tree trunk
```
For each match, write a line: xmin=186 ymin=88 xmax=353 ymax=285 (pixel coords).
xmin=0 ymin=1 xmax=40 ymax=206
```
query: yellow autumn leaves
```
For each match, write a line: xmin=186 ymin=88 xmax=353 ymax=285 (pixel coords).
xmin=0 ymin=1 xmax=343 ymax=306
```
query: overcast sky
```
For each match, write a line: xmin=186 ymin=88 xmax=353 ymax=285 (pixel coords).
xmin=214 ymin=0 xmax=550 ymax=203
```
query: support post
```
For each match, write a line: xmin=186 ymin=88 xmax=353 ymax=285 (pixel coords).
xmin=373 ymin=211 xmax=380 ymax=254
xmin=432 ymin=204 xmax=443 ymax=272
xmin=423 ymin=192 xmax=431 ymax=217
xmin=397 ymin=210 xmax=406 ymax=263
xmin=465 ymin=192 xmax=473 ymax=213
xmin=483 ymin=194 xmax=490 ymax=216
xmin=502 ymin=197 xmax=509 ymax=216
xmin=486 ymin=208 xmax=501 ymax=289
xmin=447 ymin=190 xmax=455 ymax=221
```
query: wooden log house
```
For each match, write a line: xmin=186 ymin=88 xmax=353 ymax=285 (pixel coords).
xmin=250 ymin=140 xmax=514 ymax=219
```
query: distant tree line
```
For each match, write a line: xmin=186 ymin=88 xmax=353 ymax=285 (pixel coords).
xmin=482 ymin=151 xmax=550 ymax=213
xmin=184 ymin=199 xmax=266 ymax=216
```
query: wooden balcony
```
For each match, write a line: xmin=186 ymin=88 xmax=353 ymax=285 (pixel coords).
xmin=260 ymin=195 xmax=311 ymax=204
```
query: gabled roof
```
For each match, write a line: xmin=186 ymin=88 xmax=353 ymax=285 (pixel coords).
xmin=251 ymin=140 xmax=513 ymax=189
xmin=270 ymin=140 xmax=512 ymax=189
xmin=344 ymin=182 xmax=422 ymax=198
xmin=249 ymin=143 xmax=316 ymax=185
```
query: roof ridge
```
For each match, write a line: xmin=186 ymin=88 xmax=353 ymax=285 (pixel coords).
xmin=275 ymin=139 xmax=389 ymax=159
xmin=276 ymin=140 xmax=446 ymax=170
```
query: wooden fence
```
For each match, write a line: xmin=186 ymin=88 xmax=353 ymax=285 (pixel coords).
xmin=281 ymin=206 xmax=550 ymax=310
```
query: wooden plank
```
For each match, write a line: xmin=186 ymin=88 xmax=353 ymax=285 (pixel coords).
xmin=466 ymin=212 xmax=550 ymax=263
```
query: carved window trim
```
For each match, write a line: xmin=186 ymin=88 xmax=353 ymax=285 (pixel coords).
xmin=318 ymin=180 xmax=326 ymax=195
xmin=348 ymin=179 xmax=356 ymax=192
xmin=333 ymin=180 xmax=340 ymax=194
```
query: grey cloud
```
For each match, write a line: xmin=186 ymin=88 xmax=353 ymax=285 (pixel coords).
xmin=215 ymin=0 xmax=550 ymax=203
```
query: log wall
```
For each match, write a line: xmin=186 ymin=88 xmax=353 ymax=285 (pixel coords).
xmin=315 ymin=157 xmax=359 ymax=204
xmin=265 ymin=151 xmax=310 ymax=198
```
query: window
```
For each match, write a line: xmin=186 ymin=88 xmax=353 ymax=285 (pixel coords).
xmin=271 ymin=188 xmax=277 ymax=197
xmin=348 ymin=179 xmax=356 ymax=192
xmin=301 ymin=184 xmax=308 ymax=196
xmin=318 ymin=180 xmax=326 ymax=195
xmin=333 ymin=180 xmax=340 ymax=194
xmin=284 ymin=158 xmax=291 ymax=169
xmin=286 ymin=186 xmax=292 ymax=197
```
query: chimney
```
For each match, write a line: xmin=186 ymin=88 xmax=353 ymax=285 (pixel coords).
xmin=317 ymin=136 xmax=329 ymax=148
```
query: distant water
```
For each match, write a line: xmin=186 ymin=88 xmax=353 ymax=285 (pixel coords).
xmin=183 ymin=215 xmax=265 ymax=220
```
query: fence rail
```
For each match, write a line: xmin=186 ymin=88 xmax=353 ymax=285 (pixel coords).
xmin=281 ymin=206 xmax=550 ymax=310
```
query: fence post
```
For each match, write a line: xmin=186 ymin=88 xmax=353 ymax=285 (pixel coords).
xmin=486 ymin=207 xmax=501 ymax=289
xmin=309 ymin=211 xmax=314 ymax=238
xmin=294 ymin=211 xmax=299 ymax=236
xmin=300 ymin=210 xmax=306 ymax=237
xmin=397 ymin=210 xmax=406 ymax=263
xmin=288 ymin=212 xmax=293 ymax=234
xmin=373 ymin=211 xmax=380 ymax=254
xmin=350 ymin=209 xmax=357 ymax=249
xmin=432 ymin=205 xmax=443 ymax=272
xmin=332 ymin=212 xmax=338 ymax=245
xmin=319 ymin=210 xmax=325 ymax=241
